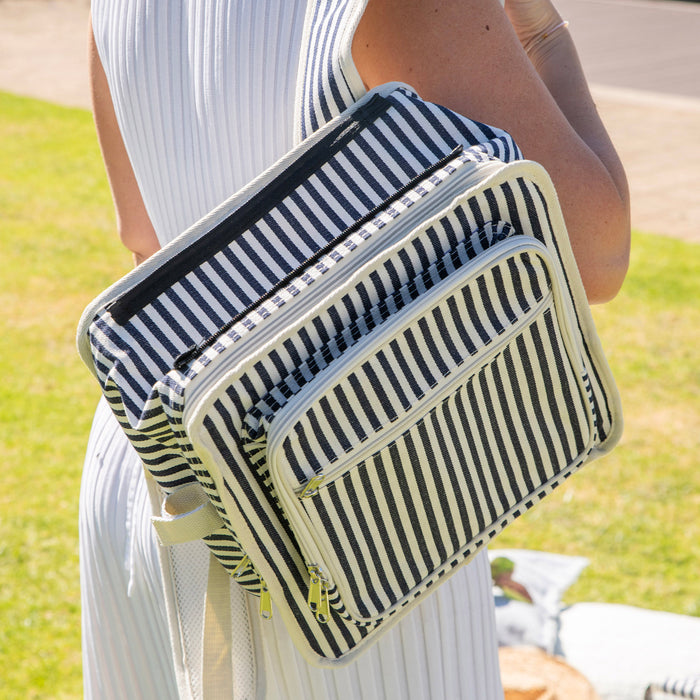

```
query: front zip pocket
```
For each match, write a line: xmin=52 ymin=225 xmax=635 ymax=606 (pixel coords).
xmin=262 ymin=236 xmax=594 ymax=622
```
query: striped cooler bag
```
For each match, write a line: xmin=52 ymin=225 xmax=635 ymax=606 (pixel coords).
xmin=77 ymin=83 xmax=622 ymax=666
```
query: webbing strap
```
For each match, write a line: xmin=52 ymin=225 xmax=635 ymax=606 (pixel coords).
xmin=202 ymin=552 xmax=235 ymax=699
xmin=151 ymin=483 xmax=225 ymax=546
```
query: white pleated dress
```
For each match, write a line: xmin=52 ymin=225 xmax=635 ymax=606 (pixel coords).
xmin=82 ymin=2 xmax=505 ymax=698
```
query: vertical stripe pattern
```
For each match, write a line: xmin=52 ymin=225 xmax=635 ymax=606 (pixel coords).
xmin=80 ymin=79 xmax=620 ymax=662
xmin=646 ymin=678 xmax=700 ymax=699
xmin=297 ymin=0 xmax=366 ymax=140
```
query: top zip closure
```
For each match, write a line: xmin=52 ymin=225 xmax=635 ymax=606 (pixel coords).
xmin=180 ymin=157 xmax=506 ymax=416
xmin=171 ymin=143 xmax=464 ymax=371
xmin=107 ymin=93 xmax=392 ymax=325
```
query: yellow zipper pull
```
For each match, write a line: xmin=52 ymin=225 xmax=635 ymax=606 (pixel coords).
xmin=307 ymin=565 xmax=322 ymax=613
xmin=231 ymin=554 xmax=250 ymax=579
xmin=300 ymin=474 xmax=325 ymax=499
xmin=307 ymin=565 xmax=330 ymax=623
xmin=316 ymin=579 xmax=330 ymax=624
xmin=259 ymin=580 xmax=273 ymax=620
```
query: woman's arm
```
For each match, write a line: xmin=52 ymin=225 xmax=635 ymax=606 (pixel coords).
xmin=353 ymin=0 xmax=630 ymax=303
xmin=89 ymin=16 xmax=160 ymax=266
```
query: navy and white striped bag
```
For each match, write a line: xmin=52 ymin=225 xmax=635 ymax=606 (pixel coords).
xmin=77 ymin=82 xmax=622 ymax=665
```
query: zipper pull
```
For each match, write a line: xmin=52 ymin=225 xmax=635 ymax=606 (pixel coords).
xmin=316 ymin=580 xmax=330 ymax=624
xmin=173 ymin=343 xmax=200 ymax=370
xmin=307 ymin=565 xmax=330 ymax=624
xmin=307 ymin=565 xmax=322 ymax=613
xmin=259 ymin=580 xmax=273 ymax=620
xmin=231 ymin=554 xmax=250 ymax=579
xmin=300 ymin=474 xmax=325 ymax=499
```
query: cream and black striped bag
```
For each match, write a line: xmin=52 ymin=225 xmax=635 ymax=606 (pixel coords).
xmin=78 ymin=82 xmax=621 ymax=666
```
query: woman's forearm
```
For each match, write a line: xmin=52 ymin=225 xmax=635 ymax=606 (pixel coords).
xmin=522 ymin=14 xmax=630 ymax=229
xmin=354 ymin=0 xmax=630 ymax=303
xmin=89 ymin=16 xmax=161 ymax=266
xmin=533 ymin=36 xmax=631 ymax=299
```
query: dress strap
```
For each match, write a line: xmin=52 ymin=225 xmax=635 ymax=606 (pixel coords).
xmin=294 ymin=0 xmax=369 ymax=142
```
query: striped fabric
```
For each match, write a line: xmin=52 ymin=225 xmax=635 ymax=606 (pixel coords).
xmin=646 ymin=678 xmax=700 ymax=699
xmin=223 ymin=238 xmax=594 ymax=629
xmin=296 ymin=0 xmax=367 ymax=140
xmin=79 ymin=83 xmax=621 ymax=665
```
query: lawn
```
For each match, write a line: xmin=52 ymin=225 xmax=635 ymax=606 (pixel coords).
xmin=0 ymin=92 xmax=131 ymax=699
xmin=0 ymin=91 xmax=698 ymax=698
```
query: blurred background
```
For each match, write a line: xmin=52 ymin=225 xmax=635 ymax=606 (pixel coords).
xmin=1 ymin=1 xmax=698 ymax=699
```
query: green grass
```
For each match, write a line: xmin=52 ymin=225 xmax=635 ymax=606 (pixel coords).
xmin=0 ymin=92 xmax=131 ymax=699
xmin=1 ymin=91 xmax=698 ymax=697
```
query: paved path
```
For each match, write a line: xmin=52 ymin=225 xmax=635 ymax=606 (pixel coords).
xmin=559 ymin=0 xmax=700 ymax=98
xmin=559 ymin=0 xmax=700 ymax=241
xmin=1 ymin=0 xmax=698 ymax=242
xmin=0 ymin=0 xmax=90 ymax=109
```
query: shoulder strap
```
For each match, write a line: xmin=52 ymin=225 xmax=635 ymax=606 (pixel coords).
xmin=294 ymin=0 xmax=369 ymax=142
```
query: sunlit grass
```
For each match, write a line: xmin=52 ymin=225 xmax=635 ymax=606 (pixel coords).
xmin=0 ymin=91 xmax=130 ymax=699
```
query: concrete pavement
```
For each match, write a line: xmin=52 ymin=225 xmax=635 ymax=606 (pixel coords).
xmin=0 ymin=0 xmax=90 ymax=109
xmin=0 ymin=0 xmax=698 ymax=242
xmin=559 ymin=0 xmax=700 ymax=99
xmin=561 ymin=0 xmax=700 ymax=242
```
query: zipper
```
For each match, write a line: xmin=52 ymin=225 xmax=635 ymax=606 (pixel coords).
xmin=107 ymin=93 xmax=392 ymax=326
xmin=299 ymin=474 xmax=326 ymax=499
xmin=231 ymin=554 xmax=251 ymax=579
xmin=259 ymin=579 xmax=273 ymax=620
xmin=181 ymin=157 xmax=505 ymax=417
xmin=306 ymin=564 xmax=331 ymax=623
xmin=228 ymin=553 xmax=273 ymax=620
xmin=171 ymin=143 xmax=465 ymax=371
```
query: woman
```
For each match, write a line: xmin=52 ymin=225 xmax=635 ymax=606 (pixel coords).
xmin=81 ymin=1 xmax=629 ymax=698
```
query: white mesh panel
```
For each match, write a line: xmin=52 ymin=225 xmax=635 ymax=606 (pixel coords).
xmin=171 ymin=541 xmax=209 ymax=699
xmin=231 ymin=582 xmax=257 ymax=698
xmin=168 ymin=541 xmax=257 ymax=699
